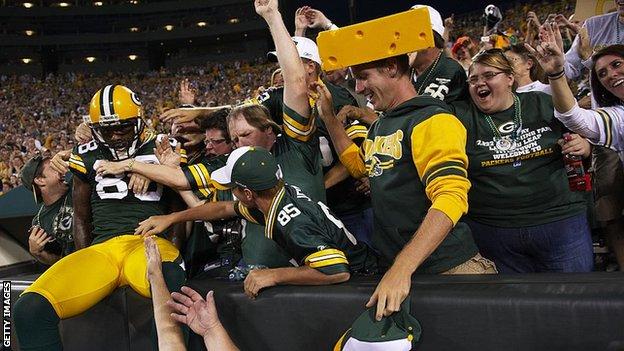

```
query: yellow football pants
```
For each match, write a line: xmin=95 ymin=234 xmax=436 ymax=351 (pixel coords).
xmin=24 ymin=235 xmax=180 ymax=319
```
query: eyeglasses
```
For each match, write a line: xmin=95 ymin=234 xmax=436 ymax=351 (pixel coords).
xmin=467 ymin=71 xmax=506 ymax=85
xmin=205 ymin=138 xmax=227 ymax=145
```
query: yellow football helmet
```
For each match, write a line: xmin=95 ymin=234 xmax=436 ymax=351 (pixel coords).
xmin=85 ymin=85 xmax=145 ymax=160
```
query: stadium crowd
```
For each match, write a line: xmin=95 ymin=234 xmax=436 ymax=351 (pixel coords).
xmin=5 ymin=0 xmax=624 ymax=349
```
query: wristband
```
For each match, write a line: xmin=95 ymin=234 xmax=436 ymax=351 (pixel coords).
xmin=128 ymin=158 xmax=136 ymax=172
xmin=547 ymin=69 xmax=565 ymax=80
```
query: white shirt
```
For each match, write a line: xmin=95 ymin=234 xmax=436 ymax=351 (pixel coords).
xmin=554 ymin=102 xmax=624 ymax=163
xmin=564 ymin=12 xmax=623 ymax=81
xmin=516 ymin=81 xmax=552 ymax=95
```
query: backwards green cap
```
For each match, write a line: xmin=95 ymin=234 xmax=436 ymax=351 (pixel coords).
xmin=211 ymin=146 xmax=282 ymax=191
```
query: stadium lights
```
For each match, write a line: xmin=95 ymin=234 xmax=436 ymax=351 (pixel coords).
xmin=86 ymin=56 xmax=96 ymax=63
xmin=58 ymin=2 xmax=70 ymax=7
xmin=25 ymin=30 xmax=35 ymax=36
xmin=21 ymin=58 xmax=32 ymax=64
xmin=129 ymin=0 xmax=138 ymax=4
xmin=164 ymin=25 xmax=174 ymax=31
xmin=197 ymin=22 xmax=207 ymax=27
xmin=129 ymin=27 xmax=139 ymax=32
xmin=128 ymin=54 xmax=137 ymax=61
xmin=94 ymin=1 xmax=103 ymax=6
xmin=228 ymin=18 xmax=240 ymax=24
xmin=23 ymin=2 xmax=34 ymax=8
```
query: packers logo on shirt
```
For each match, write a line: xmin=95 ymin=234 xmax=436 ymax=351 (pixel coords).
xmin=363 ymin=130 xmax=403 ymax=177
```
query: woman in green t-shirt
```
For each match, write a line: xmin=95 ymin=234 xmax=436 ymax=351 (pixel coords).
xmin=449 ymin=49 xmax=592 ymax=273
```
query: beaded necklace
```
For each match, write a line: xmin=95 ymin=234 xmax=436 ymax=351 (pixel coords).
xmin=415 ymin=51 xmax=443 ymax=95
xmin=483 ymin=94 xmax=522 ymax=151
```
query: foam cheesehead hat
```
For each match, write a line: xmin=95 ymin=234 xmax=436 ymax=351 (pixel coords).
xmin=211 ymin=146 xmax=282 ymax=191
xmin=20 ymin=154 xmax=46 ymax=203
xmin=267 ymin=36 xmax=322 ymax=65
xmin=317 ymin=7 xmax=435 ymax=71
xmin=411 ymin=4 xmax=444 ymax=37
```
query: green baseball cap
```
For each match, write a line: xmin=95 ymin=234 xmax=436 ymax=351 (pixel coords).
xmin=20 ymin=155 xmax=46 ymax=203
xmin=211 ymin=146 xmax=282 ymax=191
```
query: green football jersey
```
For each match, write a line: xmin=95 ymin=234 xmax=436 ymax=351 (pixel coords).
xmin=69 ymin=135 xmax=174 ymax=244
xmin=31 ymin=182 xmax=75 ymax=257
xmin=449 ymin=92 xmax=586 ymax=227
xmin=235 ymin=184 xmax=378 ymax=275
xmin=182 ymin=154 xmax=227 ymax=200
xmin=412 ymin=54 xmax=469 ymax=103
xmin=273 ymin=104 xmax=326 ymax=203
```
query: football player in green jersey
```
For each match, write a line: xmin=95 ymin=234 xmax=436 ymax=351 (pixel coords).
xmin=13 ymin=85 xmax=186 ymax=351
xmin=135 ymin=146 xmax=378 ymax=298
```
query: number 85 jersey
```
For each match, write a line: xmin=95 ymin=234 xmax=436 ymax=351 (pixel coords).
xmin=69 ymin=136 xmax=174 ymax=244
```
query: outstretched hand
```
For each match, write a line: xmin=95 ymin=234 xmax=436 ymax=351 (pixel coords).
xmin=154 ymin=137 xmax=182 ymax=167
xmin=144 ymin=235 xmax=163 ymax=278
xmin=168 ymin=287 xmax=221 ymax=337
xmin=524 ymin=22 xmax=564 ymax=75
xmin=254 ymin=0 xmax=278 ymax=19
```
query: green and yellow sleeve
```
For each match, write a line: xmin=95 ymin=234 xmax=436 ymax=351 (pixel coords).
xmin=338 ymin=143 xmax=367 ymax=179
xmin=282 ymin=104 xmax=316 ymax=142
xmin=410 ymin=113 xmax=470 ymax=225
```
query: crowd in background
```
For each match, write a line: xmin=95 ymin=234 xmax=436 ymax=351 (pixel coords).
xmin=0 ymin=60 xmax=273 ymax=194
xmin=0 ymin=0 xmax=579 ymax=195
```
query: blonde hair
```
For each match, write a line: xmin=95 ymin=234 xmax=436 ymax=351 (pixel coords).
xmin=469 ymin=49 xmax=514 ymax=76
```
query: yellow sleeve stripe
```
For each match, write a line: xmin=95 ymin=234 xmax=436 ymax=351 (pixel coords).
xmin=283 ymin=126 xmax=313 ymax=142
xmin=238 ymin=203 xmax=259 ymax=224
xmin=69 ymin=156 xmax=85 ymax=168
xmin=304 ymin=248 xmax=349 ymax=268
xmin=70 ymin=154 xmax=84 ymax=162
xmin=596 ymin=109 xmax=613 ymax=148
xmin=68 ymin=161 xmax=87 ymax=174
xmin=197 ymin=163 xmax=211 ymax=181
xmin=187 ymin=165 xmax=210 ymax=197
xmin=283 ymin=115 xmax=316 ymax=137
xmin=346 ymin=125 xmax=368 ymax=139
xmin=283 ymin=110 xmax=315 ymax=133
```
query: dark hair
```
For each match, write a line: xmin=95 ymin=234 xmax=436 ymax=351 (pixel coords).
xmin=505 ymin=43 xmax=546 ymax=83
xmin=433 ymin=32 xmax=445 ymax=49
xmin=199 ymin=108 xmax=232 ymax=143
xmin=591 ymin=44 xmax=624 ymax=107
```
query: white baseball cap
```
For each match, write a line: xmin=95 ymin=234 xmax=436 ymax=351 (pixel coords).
xmin=411 ymin=5 xmax=444 ymax=37
xmin=267 ymin=36 xmax=322 ymax=65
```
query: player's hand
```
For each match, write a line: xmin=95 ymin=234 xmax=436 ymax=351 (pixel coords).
xmin=179 ymin=79 xmax=196 ymax=106
xmin=75 ymin=122 xmax=93 ymax=144
xmin=28 ymin=226 xmax=52 ymax=255
xmin=525 ymin=22 xmax=564 ymax=76
xmin=144 ymin=236 xmax=163 ymax=278
xmin=160 ymin=108 xmax=202 ymax=124
xmin=154 ymin=137 xmax=182 ymax=167
xmin=95 ymin=159 xmax=131 ymax=176
xmin=168 ymin=287 xmax=221 ymax=337
xmin=311 ymin=81 xmax=336 ymax=123
xmin=355 ymin=177 xmax=371 ymax=196
xmin=254 ymin=0 xmax=278 ymax=19
xmin=304 ymin=8 xmax=331 ymax=29
xmin=366 ymin=264 xmax=412 ymax=321
xmin=243 ymin=268 xmax=277 ymax=299
xmin=559 ymin=133 xmax=591 ymax=158
xmin=50 ymin=149 xmax=71 ymax=175
xmin=526 ymin=11 xmax=540 ymax=28
xmin=135 ymin=214 xmax=174 ymax=237
xmin=129 ymin=173 xmax=150 ymax=195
